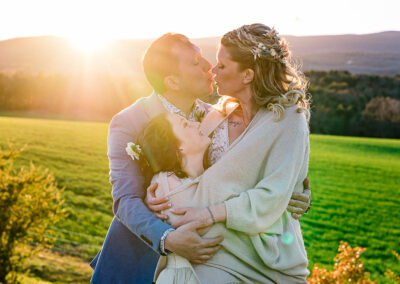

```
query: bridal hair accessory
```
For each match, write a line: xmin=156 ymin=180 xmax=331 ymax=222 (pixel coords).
xmin=249 ymin=28 xmax=287 ymax=64
xmin=126 ymin=142 xmax=142 ymax=160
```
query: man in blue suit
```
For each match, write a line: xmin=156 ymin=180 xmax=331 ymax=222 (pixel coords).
xmin=90 ymin=33 xmax=311 ymax=283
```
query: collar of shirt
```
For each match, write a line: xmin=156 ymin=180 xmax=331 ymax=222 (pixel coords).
xmin=157 ymin=93 xmax=199 ymax=122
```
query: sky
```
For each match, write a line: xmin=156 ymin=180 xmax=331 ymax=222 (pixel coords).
xmin=1 ymin=0 xmax=399 ymax=42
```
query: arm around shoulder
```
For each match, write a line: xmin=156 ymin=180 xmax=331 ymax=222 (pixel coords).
xmin=108 ymin=111 xmax=172 ymax=253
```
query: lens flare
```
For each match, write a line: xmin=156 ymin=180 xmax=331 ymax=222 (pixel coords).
xmin=282 ymin=232 xmax=294 ymax=245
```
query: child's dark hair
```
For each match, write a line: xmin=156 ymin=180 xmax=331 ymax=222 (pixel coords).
xmin=136 ymin=113 xmax=187 ymax=178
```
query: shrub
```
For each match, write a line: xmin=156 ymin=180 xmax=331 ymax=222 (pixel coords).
xmin=0 ymin=145 xmax=67 ymax=283
xmin=308 ymin=241 xmax=376 ymax=283
xmin=385 ymin=251 xmax=400 ymax=283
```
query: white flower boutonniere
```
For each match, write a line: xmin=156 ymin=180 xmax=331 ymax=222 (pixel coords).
xmin=193 ymin=104 xmax=206 ymax=122
xmin=126 ymin=142 xmax=142 ymax=161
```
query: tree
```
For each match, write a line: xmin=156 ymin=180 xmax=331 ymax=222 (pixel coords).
xmin=0 ymin=145 xmax=66 ymax=283
xmin=362 ymin=97 xmax=400 ymax=123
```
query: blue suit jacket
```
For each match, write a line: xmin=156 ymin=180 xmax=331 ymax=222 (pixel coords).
xmin=90 ymin=93 xmax=173 ymax=284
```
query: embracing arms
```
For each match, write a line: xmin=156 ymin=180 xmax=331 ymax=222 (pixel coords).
xmin=146 ymin=177 xmax=311 ymax=228
xmin=147 ymin=116 xmax=310 ymax=233
xmin=108 ymin=111 xmax=222 ymax=261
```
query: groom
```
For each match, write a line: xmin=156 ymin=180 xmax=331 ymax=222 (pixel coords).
xmin=90 ymin=33 xmax=311 ymax=283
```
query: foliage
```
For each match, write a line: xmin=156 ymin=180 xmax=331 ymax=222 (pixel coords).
xmin=363 ymin=97 xmax=400 ymax=122
xmin=385 ymin=251 xmax=400 ymax=283
xmin=0 ymin=145 xmax=66 ymax=283
xmin=0 ymin=72 xmax=151 ymax=121
xmin=306 ymin=70 xmax=400 ymax=138
xmin=308 ymin=241 xmax=375 ymax=283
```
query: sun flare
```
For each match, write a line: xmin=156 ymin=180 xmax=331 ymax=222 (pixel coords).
xmin=68 ymin=36 xmax=111 ymax=53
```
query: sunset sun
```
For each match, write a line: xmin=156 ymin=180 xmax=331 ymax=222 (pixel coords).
xmin=68 ymin=35 xmax=111 ymax=53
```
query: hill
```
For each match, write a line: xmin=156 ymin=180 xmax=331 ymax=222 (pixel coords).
xmin=0 ymin=116 xmax=399 ymax=282
xmin=0 ymin=31 xmax=399 ymax=75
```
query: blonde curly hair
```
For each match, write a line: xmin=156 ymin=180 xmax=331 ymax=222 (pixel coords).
xmin=221 ymin=23 xmax=310 ymax=121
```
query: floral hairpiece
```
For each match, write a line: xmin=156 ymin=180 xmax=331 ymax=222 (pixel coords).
xmin=250 ymin=29 xmax=287 ymax=64
xmin=126 ymin=142 xmax=142 ymax=161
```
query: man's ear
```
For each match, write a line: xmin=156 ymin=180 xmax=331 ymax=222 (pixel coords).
xmin=177 ymin=147 xmax=188 ymax=168
xmin=177 ymin=145 xmax=186 ymax=155
xmin=242 ymin=68 xmax=255 ymax=84
xmin=164 ymin=75 xmax=180 ymax=91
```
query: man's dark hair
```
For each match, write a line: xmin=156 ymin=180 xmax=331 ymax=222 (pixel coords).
xmin=142 ymin=33 xmax=192 ymax=94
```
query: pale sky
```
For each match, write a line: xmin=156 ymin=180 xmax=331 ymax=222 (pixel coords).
xmin=1 ymin=0 xmax=399 ymax=41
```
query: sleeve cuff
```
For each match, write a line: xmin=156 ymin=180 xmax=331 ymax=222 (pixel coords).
xmin=224 ymin=200 xmax=235 ymax=229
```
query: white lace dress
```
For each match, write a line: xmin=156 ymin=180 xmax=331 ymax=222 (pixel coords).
xmin=208 ymin=120 xmax=230 ymax=166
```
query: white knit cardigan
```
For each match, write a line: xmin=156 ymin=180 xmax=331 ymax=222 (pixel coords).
xmin=154 ymin=105 xmax=310 ymax=284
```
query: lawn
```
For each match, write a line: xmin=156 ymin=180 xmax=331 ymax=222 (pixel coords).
xmin=0 ymin=116 xmax=399 ymax=282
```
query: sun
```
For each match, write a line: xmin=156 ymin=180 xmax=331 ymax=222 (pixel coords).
xmin=68 ymin=35 xmax=111 ymax=53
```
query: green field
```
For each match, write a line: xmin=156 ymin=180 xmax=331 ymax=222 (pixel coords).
xmin=0 ymin=116 xmax=399 ymax=283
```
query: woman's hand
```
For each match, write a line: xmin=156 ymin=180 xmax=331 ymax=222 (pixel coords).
xmin=170 ymin=207 xmax=213 ymax=229
xmin=287 ymin=178 xmax=312 ymax=219
xmin=170 ymin=204 xmax=227 ymax=235
xmin=144 ymin=183 xmax=171 ymax=220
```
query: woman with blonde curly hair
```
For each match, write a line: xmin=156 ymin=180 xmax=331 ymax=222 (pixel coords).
xmin=143 ymin=23 xmax=311 ymax=283
xmin=216 ymin=23 xmax=309 ymax=123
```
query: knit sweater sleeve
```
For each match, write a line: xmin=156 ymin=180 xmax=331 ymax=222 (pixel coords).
xmin=224 ymin=115 xmax=309 ymax=235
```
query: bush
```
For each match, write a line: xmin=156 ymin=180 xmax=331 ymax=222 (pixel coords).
xmin=0 ymin=145 xmax=67 ymax=283
xmin=385 ymin=251 xmax=400 ymax=283
xmin=308 ymin=241 xmax=376 ymax=283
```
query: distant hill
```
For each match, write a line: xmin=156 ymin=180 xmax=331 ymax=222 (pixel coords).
xmin=0 ymin=31 xmax=399 ymax=75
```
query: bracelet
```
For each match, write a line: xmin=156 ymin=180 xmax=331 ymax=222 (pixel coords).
xmin=159 ymin=228 xmax=175 ymax=256
xmin=206 ymin=206 xmax=216 ymax=224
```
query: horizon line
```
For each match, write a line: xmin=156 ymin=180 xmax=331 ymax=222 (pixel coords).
xmin=1 ymin=30 xmax=399 ymax=42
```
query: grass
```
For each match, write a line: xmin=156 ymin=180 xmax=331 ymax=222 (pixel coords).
xmin=0 ymin=116 xmax=399 ymax=283
xmin=19 ymin=249 xmax=92 ymax=284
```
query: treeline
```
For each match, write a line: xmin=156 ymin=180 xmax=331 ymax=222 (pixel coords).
xmin=0 ymin=72 xmax=152 ymax=121
xmin=0 ymin=70 xmax=399 ymax=138
xmin=306 ymin=70 xmax=400 ymax=138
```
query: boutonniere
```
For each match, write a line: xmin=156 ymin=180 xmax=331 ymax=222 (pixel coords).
xmin=193 ymin=104 xmax=206 ymax=122
xmin=125 ymin=142 xmax=142 ymax=161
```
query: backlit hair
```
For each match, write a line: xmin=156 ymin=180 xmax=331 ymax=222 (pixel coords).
xmin=142 ymin=33 xmax=193 ymax=94
xmin=221 ymin=23 xmax=310 ymax=121
xmin=136 ymin=113 xmax=187 ymax=178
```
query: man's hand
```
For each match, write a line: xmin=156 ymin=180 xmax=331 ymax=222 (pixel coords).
xmin=170 ymin=207 xmax=212 ymax=229
xmin=287 ymin=178 xmax=312 ymax=219
xmin=164 ymin=220 xmax=224 ymax=264
xmin=144 ymin=183 xmax=171 ymax=220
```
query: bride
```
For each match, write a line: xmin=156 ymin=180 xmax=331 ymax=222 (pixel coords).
xmin=133 ymin=23 xmax=310 ymax=283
